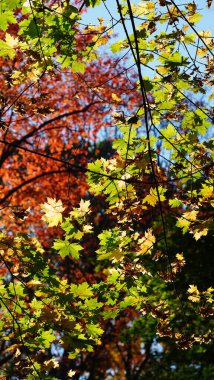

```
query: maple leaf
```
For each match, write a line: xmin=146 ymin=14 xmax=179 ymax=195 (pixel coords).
xmin=0 ymin=12 xmax=16 ymax=32
xmin=138 ymin=229 xmax=156 ymax=255
xmin=112 ymin=93 xmax=122 ymax=102
xmin=39 ymin=329 xmax=55 ymax=348
xmin=134 ymin=1 xmax=155 ymax=16
xmin=5 ymin=33 xmax=19 ymax=48
xmin=83 ymin=224 xmax=93 ymax=233
xmin=86 ymin=323 xmax=104 ymax=338
xmin=188 ymin=295 xmax=201 ymax=302
xmin=143 ymin=187 xmax=166 ymax=207
xmin=44 ymin=358 xmax=59 ymax=371
xmin=193 ymin=228 xmax=208 ymax=241
xmin=41 ymin=198 xmax=65 ymax=227
xmin=110 ymin=248 xmax=124 ymax=261
xmin=176 ymin=253 xmax=184 ymax=261
xmin=176 ymin=211 xmax=198 ymax=233
xmin=70 ymin=282 xmax=93 ymax=299
xmin=70 ymin=199 xmax=90 ymax=218
xmin=0 ymin=0 xmax=213 ymax=369
xmin=0 ymin=33 xmax=19 ymax=59
xmin=200 ymin=184 xmax=213 ymax=198
xmin=188 ymin=285 xmax=200 ymax=302
xmin=188 ymin=285 xmax=199 ymax=294
xmin=68 ymin=370 xmax=76 ymax=378
xmin=53 ymin=240 xmax=83 ymax=259
xmin=26 ymin=280 xmax=43 ymax=287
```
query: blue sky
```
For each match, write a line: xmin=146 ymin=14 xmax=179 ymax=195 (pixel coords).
xmin=82 ymin=1 xmax=214 ymax=31
xmin=81 ymin=1 xmax=214 ymax=79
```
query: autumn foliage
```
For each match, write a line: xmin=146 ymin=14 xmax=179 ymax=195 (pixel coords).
xmin=0 ymin=55 xmax=137 ymax=239
xmin=0 ymin=1 xmax=214 ymax=379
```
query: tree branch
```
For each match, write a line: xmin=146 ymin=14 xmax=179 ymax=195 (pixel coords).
xmin=0 ymin=169 xmax=69 ymax=205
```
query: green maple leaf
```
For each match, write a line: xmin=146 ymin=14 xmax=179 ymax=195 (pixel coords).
xmin=86 ymin=323 xmax=104 ymax=338
xmin=0 ymin=11 xmax=16 ymax=31
xmin=53 ymin=240 xmax=83 ymax=259
xmin=110 ymin=40 xmax=123 ymax=54
xmin=70 ymin=282 xmax=93 ymax=299
xmin=38 ymin=330 xmax=55 ymax=349
xmin=69 ymin=243 xmax=83 ymax=259
xmin=72 ymin=61 xmax=86 ymax=73
xmin=160 ymin=124 xmax=177 ymax=139
xmin=169 ymin=198 xmax=183 ymax=208
xmin=83 ymin=298 xmax=103 ymax=310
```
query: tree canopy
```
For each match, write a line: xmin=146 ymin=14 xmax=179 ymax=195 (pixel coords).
xmin=0 ymin=0 xmax=213 ymax=379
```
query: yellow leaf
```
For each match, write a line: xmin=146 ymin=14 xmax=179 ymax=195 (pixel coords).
xmin=188 ymin=285 xmax=200 ymax=302
xmin=14 ymin=348 xmax=21 ymax=358
xmin=193 ymin=228 xmax=208 ymax=241
xmin=138 ymin=228 xmax=156 ymax=255
xmin=187 ymin=13 xmax=202 ymax=24
xmin=83 ymin=224 xmax=93 ymax=233
xmin=68 ymin=370 xmax=76 ymax=378
xmin=208 ymin=92 xmax=214 ymax=100
xmin=157 ymin=66 xmax=170 ymax=75
xmin=26 ymin=280 xmax=43 ymax=287
xmin=143 ymin=193 xmax=157 ymax=207
xmin=207 ymin=287 xmax=214 ymax=292
xmin=200 ymin=184 xmax=213 ymax=198
xmin=70 ymin=199 xmax=90 ymax=218
xmin=27 ymin=68 xmax=40 ymax=82
xmin=184 ymin=210 xmax=198 ymax=221
xmin=41 ymin=198 xmax=65 ymax=227
xmin=197 ymin=47 xmax=207 ymax=57
xmin=168 ymin=5 xmax=180 ymax=17
xmin=92 ymin=35 xmax=108 ymax=47
xmin=199 ymin=30 xmax=212 ymax=44
xmin=188 ymin=284 xmax=199 ymax=294
xmin=188 ymin=295 xmax=200 ymax=302
xmin=0 ymin=33 xmax=19 ymax=59
xmin=112 ymin=93 xmax=122 ymax=103
xmin=23 ymin=0 xmax=30 ymax=7
xmin=135 ymin=1 xmax=155 ymax=16
xmin=110 ymin=248 xmax=124 ymax=261
xmin=5 ymin=33 xmax=19 ymax=48
xmin=44 ymin=359 xmax=59 ymax=371
xmin=176 ymin=253 xmax=184 ymax=261
xmin=143 ymin=187 xmax=166 ymax=207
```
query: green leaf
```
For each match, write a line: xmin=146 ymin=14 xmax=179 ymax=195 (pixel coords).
xmin=69 ymin=243 xmax=83 ymax=259
xmin=38 ymin=330 xmax=55 ymax=349
xmin=86 ymin=323 xmax=104 ymax=338
xmin=160 ymin=123 xmax=177 ymax=139
xmin=0 ymin=11 xmax=16 ymax=31
xmin=110 ymin=40 xmax=123 ymax=54
xmin=70 ymin=282 xmax=93 ymax=299
xmin=169 ymin=198 xmax=183 ymax=208
xmin=30 ymin=298 xmax=43 ymax=317
xmin=84 ymin=298 xmax=103 ymax=310
xmin=84 ymin=0 xmax=102 ymax=7
xmin=72 ymin=61 xmax=86 ymax=73
xmin=120 ymin=296 xmax=139 ymax=309
xmin=53 ymin=240 xmax=83 ymax=259
xmin=0 ymin=40 xmax=15 ymax=59
xmin=102 ymin=310 xmax=119 ymax=320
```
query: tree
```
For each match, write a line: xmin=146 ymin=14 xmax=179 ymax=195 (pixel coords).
xmin=0 ymin=0 xmax=213 ymax=379
xmin=0 ymin=54 xmax=137 ymax=238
